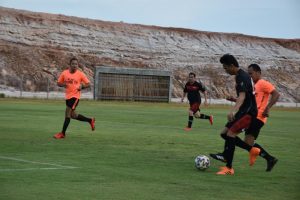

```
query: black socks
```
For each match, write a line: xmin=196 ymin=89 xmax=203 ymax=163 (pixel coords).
xmin=221 ymin=134 xmax=252 ymax=152
xmin=199 ymin=114 xmax=210 ymax=119
xmin=235 ymin=136 xmax=252 ymax=151
xmin=224 ymin=136 xmax=236 ymax=168
xmin=76 ymin=114 xmax=92 ymax=123
xmin=61 ymin=114 xmax=91 ymax=135
xmin=62 ymin=117 xmax=70 ymax=134
xmin=254 ymin=143 xmax=274 ymax=160
xmin=188 ymin=116 xmax=193 ymax=128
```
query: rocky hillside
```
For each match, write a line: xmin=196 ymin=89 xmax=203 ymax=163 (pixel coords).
xmin=0 ymin=7 xmax=300 ymax=102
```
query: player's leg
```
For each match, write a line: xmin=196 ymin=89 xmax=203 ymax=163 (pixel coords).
xmin=245 ymin=135 xmax=278 ymax=171
xmin=62 ymin=106 xmax=72 ymax=134
xmin=184 ymin=105 xmax=194 ymax=131
xmin=245 ymin=119 xmax=278 ymax=170
xmin=70 ymin=100 xmax=95 ymax=131
xmin=230 ymin=115 xmax=261 ymax=166
xmin=210 ymin=128 xmax=228 ymax=162
xmin=72 ymin=109 xmax=90 ymax=122
xmin=53 ymin=101 xmax=72 ymax=139
xmin=210 ymin=127 xmax=247 ymax=162
xmin=216 ymin=114 xmax=260 ymax=174
xmin=253 ymin=143 xmax=278 ymax=171
xmin=214 ymin=119 xmax=237 ymax=175
xmin=193 ymin=104 xmax=213 ymax=125
xmin=220 ymin=118 xmax=259 ymax=153
xmin=216 ymin=128 xmax=236 ymax=175
xmin=62 ymin=98 xmax=78 ymax=137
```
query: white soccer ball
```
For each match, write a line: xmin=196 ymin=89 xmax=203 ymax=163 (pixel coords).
xmin=194 ymin=155 xmax=210 ymax=170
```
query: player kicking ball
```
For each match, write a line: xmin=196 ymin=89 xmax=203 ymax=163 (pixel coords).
xmin=53 ymin=57 xmax=95 ymax=139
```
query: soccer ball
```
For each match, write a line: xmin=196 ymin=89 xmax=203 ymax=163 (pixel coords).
xmin=194 ymin=155 xmax=210 ymax=170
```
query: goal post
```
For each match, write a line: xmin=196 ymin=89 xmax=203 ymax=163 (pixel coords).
xmin=94 ymin=66 xmax=172 ymax=102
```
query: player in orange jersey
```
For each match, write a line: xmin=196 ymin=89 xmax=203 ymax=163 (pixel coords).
xmin=53 ymin=57 xmax=95 ymax=139
xmin=245 ymin=64 xmax=280 ymax=171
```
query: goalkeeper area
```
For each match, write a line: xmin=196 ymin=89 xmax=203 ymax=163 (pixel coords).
xmin=0 ymin=99 xmax=299 ymax=200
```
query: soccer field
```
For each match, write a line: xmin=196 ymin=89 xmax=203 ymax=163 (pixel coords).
xmin=0 ymin=99 xmax=299 ymax=200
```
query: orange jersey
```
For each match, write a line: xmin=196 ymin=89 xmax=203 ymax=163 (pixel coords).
xmin=57 ymin=69 xmax=90 ymax=99
xmin=254 ymin=79 xmax=275 ymax=123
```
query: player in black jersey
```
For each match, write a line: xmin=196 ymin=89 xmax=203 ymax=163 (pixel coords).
xmin=211 ymin=54 xmax=261 ymax=175
xmin=181 ymin=72 xmax=213 ymax=131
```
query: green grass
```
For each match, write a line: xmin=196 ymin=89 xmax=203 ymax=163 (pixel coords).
xmin=0 ymin=99 xmax=299 ymax=200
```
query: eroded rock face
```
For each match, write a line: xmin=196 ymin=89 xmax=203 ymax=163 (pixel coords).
xmin=1 ymin=6 xmax=299 ymax=102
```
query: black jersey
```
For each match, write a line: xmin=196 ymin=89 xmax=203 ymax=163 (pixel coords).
xmin=184 ymin=81 xmax=206 ymax=104
xmin=235 ymin=69 xmax=257 ymax=117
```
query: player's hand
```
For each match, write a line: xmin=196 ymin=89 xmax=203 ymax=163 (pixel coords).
xmin=57 ymin=82 xmax=67 ymax=88
xmin=226 ymin=96 xmax=236 ymax=102
xmin=262 ymin=107 xmax=270 ymax=117
xmin=77 ymin=84 xmax=83 ymax=91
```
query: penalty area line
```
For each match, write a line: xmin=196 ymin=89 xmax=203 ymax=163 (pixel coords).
xmin=0 ymin=156 xmax=79 ymax=172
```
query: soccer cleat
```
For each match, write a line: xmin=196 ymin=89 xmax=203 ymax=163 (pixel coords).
xmin=249 ymin=147 xmax=261 ymax=166
xmin=90 ymin=118 xmax=95 ymax=131
xmin=216 ymin=166 xmax=234 ymax=175
xmin=53 ymin=132 xmax=65 ymax=139
xmin=184 ymin=127 xmax=192 ymax=131
xmin=210 ymin=153 xmax=227 ymax=163
xmin=209 ymin=115 xmax=214 ymax=125
xmin=266 ymin=158 xmax=278 ymax=172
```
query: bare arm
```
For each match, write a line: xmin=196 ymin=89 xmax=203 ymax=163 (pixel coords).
xmin=203 ymin=90 xmax=208 ymax=105
xmin=57 ymin=82 xmax=66 ymax=87
xmin=227 ymin=92 xmax=245 ymax=121
xmin=263 ymin=90 xmax=280 ymax=117
xmin=226 ymin=96 xmax=237 ymax=102
xmin=78 ymin=83 xmax=91 ymax=91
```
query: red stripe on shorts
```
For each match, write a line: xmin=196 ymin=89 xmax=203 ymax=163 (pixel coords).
xmin=229 ymin=114 xmax=252 ymax=133
xmin=72 ymin=98 xmax=79 ymax=110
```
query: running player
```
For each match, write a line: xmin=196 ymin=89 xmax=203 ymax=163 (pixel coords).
xmin=181 ymin=72 xmax=213 ymax=131
xmin=53 ymin=57 xmax=95 ymax=139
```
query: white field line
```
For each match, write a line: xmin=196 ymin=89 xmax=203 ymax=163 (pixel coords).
xmin=0 ymin=156 xmax=78 ymax=172
xmin=0 ymin=167 xmax=75 ymax=172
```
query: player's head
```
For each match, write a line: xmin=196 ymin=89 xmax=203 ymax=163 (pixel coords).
xmin=220 ymin=54 xmax=239 ymax=75
xmin=188 ymin=72 xmax=196 ymax=83
xmin=248 ymin=64 xmax=261 ymax=83
xmin=69 ymin=57 xmax=78 ymax=73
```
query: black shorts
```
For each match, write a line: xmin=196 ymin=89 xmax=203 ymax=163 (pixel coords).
xmin=66 ymin=97 xmax=80 ymax=110
xmin=245 ymin=118 xmax=264 ymax=139
xmin=225 ymin=113 xmax=253 ymax=134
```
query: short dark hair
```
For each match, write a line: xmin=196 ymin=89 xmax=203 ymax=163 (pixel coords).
xmin=189 ymin=72 xmax=196 ymax=77
xmin=220 ymin=54 xmax=239 ymax=68
xmin=248 ymin=64 xmax=261 ymax=73
xmin=69 ymin=57 xmax=78 ymax=64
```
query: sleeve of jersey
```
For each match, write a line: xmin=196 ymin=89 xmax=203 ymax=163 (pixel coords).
xmin=81 ymin=72 xmax=90 ymax=84
xmin=57 ymin=72 xmax=65 ymax=84
xmin=199 ymin=82 xmax=206 ymax=92
xmin=183 ymin=84 xmax=187 ymax=93
xmin=236 ymin=76 xmax=247 ymax=93
xmin=263 ymin=80 xmax=275 ymax=93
